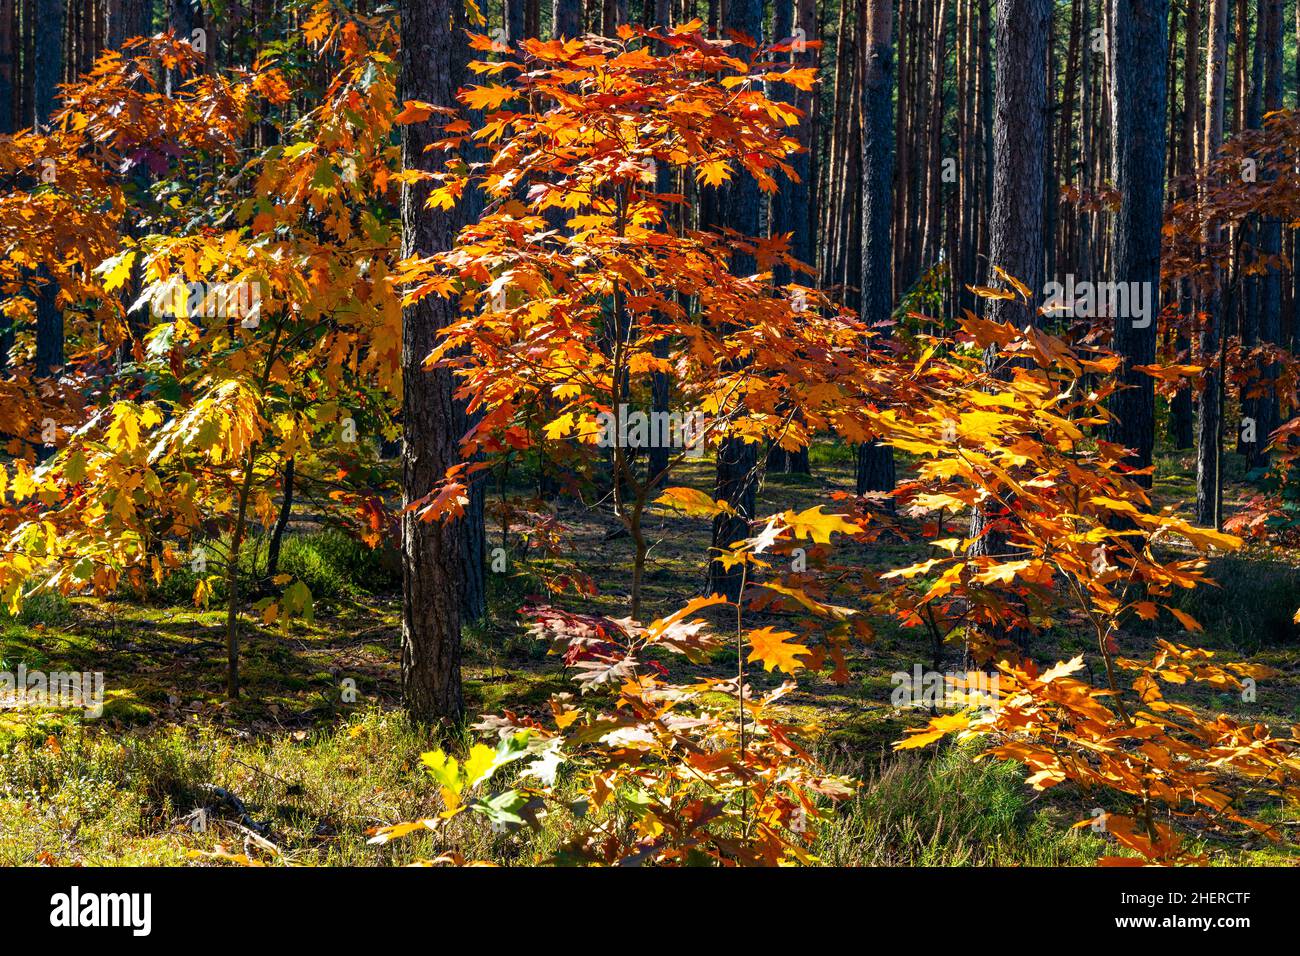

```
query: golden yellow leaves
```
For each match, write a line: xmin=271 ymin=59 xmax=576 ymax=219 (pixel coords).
xmin=251 ymin=68 xmax=292 ymax=106
xmin=393 ymin=99 xmax=456 ymax=125
xmin=697 ymin=159 xmax=733 ymax=187
xmin=96 ymin=248 xmax=136 ymax=294
xmin=895 ymin=713 xmax=972 ymax=750
xmin=1138 ymin=512 xmax=1242 ymax=552
xmin=459 ymin=84 xmax=519 ymax=112
xmin=301 ymin=1 xmax=334 ymax=46
xmin=1037 ymin=656 xmax=1086 ymax=683
xmin=541 ymin=412 xmax=577 ymax=441
xmin=105 ymin=402 xmax=153 ymax=452
xmin=425 ymin=177 xmax=467 ymax=211
xmin=1133 ymin=363 xmax=1204 ymax=382
xmin=1089 ymin=494 xmax=1140 ymax=515
xmin=655 ymin=486 xmax=735 ymax=518
xmin=782 ymin=505 xmax=860 ymax=544
xmin=745 ymin=626 xmax=809 ymax=675
xmin=1164 ymin=606 xmax=1203 ymax=633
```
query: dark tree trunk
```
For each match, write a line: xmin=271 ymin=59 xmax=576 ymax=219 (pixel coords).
xmin=1251 ymin=0 xmax=1282 ymax=471
xmin=1237 ymin=0 xmax=1262 ymax=458
xmin=968 ymin=0 xmax=1050 ymax=557
xmin=1198 ymin=0 xmax=1229 ymax=528
xmin=646 ymin=0 xmax=673 ymax=487
xmin=855 ymin=0 xmax=895 ymax=499
xmin=0 ymin=0 xmax=13 ymax=371
xmin=506 ymin=0 xmax=526 ymax=44
xmin=978 ymin=0 xmax=994 ymax=290
xmin=601 ymin=0 xmax=627 ymax=33
xmin=32 ymin=0 xmax=60 ymax=125
xmin=457 ymin=394 xmax=487 ymax=624
xmin=1171 ymin=0 xmax=1200 ymax=451
xmin=0 ymin=0 xmax=13 ymax=137
xmin=266 ymin=457 xmax=294 ymax=580
xmin=783 ymin=0 xmax=816 ymax=477
xmin=769 ymin=0 xmax=797 ymax=290
xmin=707 ymin=0 xmax=763 ymax=601
xmin=399 ymin=0 xmax=469 ymax=724
xmin=106 ymin=0 xmax=150 ymax=51
xmin=166 ymin=0 xmax=193 ymax=93
xmin=986 ymin=0 xmax=1049 ymax=332
xmin=766 ymin=0 xmax=811 ymax=478
xmin=33 ymin=0 xmax=64 ymax=380
xmin=553 ymin=0 xmax=582 ymax=38
xmin=1105 ymin=0 xmax=1169 ymax=485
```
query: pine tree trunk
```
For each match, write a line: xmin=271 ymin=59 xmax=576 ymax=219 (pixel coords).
xmin=33 ymin=0 xmax=64 ymax=379
xmin=0 ymin=0 xmax=14 ymax=137
xmin=1106 ymin=0 xmax=1169 ymax=485
xmin=399 ymin=0 xmax=469 ymax=724
xmin=553 ymin=0 xmax=582 ymax=37
xmin=506 ymin=0 xmax=526 ymax=44
xmin=707 ymin=0 xmax=762 ymax=601
xmin=0 ymin=0 xmax=13 ymax=371
xmin=166 ymin=0 xmax=194 ymax=93
xmin=1171 ymin=0 xmax=1200 ymax=451
xmin=1252 ymin=0 xmax=1282 ymax=471
xmin=969 ymin=0 xmax=1050 ymax=557
xmin=647 ymin=0 xmax=673 ymax=486
xmin=1198 ymin=0 xmax=1229 ymax=529
xmin=855 ymin=0 xmax=895 ymax=499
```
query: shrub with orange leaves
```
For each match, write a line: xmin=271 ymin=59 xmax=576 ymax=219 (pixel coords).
xmin=372 ymin=506 xmax=864 ymax=866
xmin=877 ymin=308 xmax=1300 ymax=865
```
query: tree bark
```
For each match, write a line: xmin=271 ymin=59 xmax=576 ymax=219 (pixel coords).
xmin=707 ymin=0 xmax=763 ymax=601
xmin=33 ymin=0 xmax=64 ymax=380
xmin=1251 ymin=0 xmax=1282 ymax=472
xmin=506 ymin=0 xmax=526 ymax=44
xmin=1171 ymin=0 xmax=1200 ymax=450
xmin=1105 ymin=0 xmax=1169 ymax=485
xmin=166 ymin=0 xmax=194 ymax=93
xmin=553 ymin=0 xmax=582 ymax=37
xmin=0 ymin=0 xmax=12 ymax=371
xmin=1198 ymin=0 xmax=1229 ymax=529
xmin=265 ymin=457 xmax=294 ymax=581
xmin=968 ymin=0 xmax=1050 ymax=557
xmin=0 ymin=0 xmax=13 ymax=136
xmin=399 ymin=0 xmax=470 ymax=724
xmin=855 ymin=0 xmax=895 ymax=499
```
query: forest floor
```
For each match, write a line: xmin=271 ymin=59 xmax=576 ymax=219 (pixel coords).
xmin=2 ymin=441 xmax=1299 ymax=866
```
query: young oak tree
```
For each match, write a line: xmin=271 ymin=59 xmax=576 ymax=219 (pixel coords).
xmin=397 ymin=23 xmax=875 ymax=623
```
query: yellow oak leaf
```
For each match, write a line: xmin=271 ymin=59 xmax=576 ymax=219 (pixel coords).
xmin=783 ymin=505 xmax=859 ymax=543
xmin=745 ymin=626 xmax=809 ymax=675
xmin=655 ymin=486 xmax=733 ymax=517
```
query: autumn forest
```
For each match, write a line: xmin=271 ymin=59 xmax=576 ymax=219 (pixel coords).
xmin=0 ymin=0 xmax=1299 ymax=904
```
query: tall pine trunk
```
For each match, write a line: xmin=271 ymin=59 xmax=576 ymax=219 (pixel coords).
xmin=1198 ymin=0 xmax=1229 ymax=529
xmin=33 ymin=0 xmax=64 ymax=380
xmin=707 ymin=0 xmax=763 ymax=601
xmin=399 ymin=0 xmax=470 ymax=723
xmin=1171 ymin=0 xmax=1200 ymax=451
xmin=855 ymin=0 xmax=895 ymax=499
xmin=968 ymin=0 xmax=1050 ymax=558
xmin=1251 ymin=0 xmax=1282 ymax=471
xmin=0 ymin=0 xmax=13 ymax=371
xmin=1106 ymin=0 xmax=1169 ymax=485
